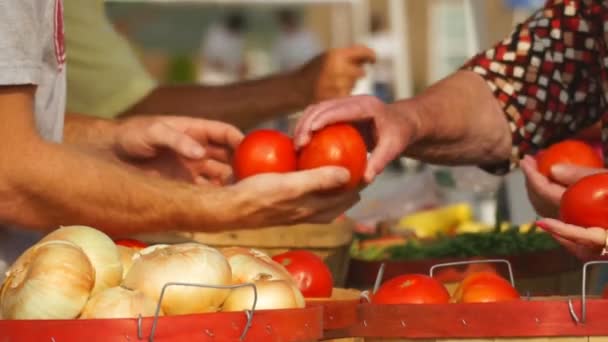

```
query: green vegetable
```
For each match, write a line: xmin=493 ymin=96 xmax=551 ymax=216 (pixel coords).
xmin=351 ymin=224 xmax=560 ymax=261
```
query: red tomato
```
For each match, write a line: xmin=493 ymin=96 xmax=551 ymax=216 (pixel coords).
xmin=372 ymin=274 xmax=450 ymax=304
xmin=297 ymin=124 xmax=367 ymax=189
xmin=272 ymin=250 xmax=333 ymax=298
xmin=114 ymin=238 xmax=148 ymax=249
xmin=453 ymin=272 xmax=519 ymax=303
xmin=560 ymin=173 xmax=608 ymax=229
xmin=233 ymin=130 xmax=297 ymax=180
xmin=536 ymin=140 xmax=603 ymax=180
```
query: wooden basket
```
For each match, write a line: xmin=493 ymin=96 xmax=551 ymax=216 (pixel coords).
xmin=347 ymin=248 xmax=585 ymax=295
xmin=134 ymin=218 xmax=355 ymax=287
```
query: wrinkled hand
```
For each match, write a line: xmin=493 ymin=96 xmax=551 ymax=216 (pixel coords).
xmin=294 ymin=95 xmax=414 ymax=182
xmin=536 ymin=218 xmax=607 ymax=261
xmin=520 ymin=155 xmax=604 ymax=218
xmin=113 ymin=116 xmax=243 ymax=185
xmin=227 ymin=166 xmax=361 ymax=227
xmin=298 ymin=45 xmax=376 ymax=103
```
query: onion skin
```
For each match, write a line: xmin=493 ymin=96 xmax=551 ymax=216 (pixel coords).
xmin=1 ymin=241 xmax=94 ymax=319
xmin=80 ymin=286 xmax=162 ymax=319
xmin=117 ymin=246 xmax=137 ymax=279
xmin=41 ymin=225 xmax=122 ymax=294
xmin=221 ymin=247 xmax=295 ymax=284
xmin=122 ymin=243 xmax=232 ymax=315
xmin=222 ymin=279 xmax=305 ymax=312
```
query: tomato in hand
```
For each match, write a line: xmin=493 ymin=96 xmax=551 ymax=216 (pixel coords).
xmin=272 ymin=250 xmax=333 ymax=298
xmin=453 ymin=271 xmax=519 ymax=303
xmin=233 ymin=130 xmax=297 ymax=180
xmin=372 ymin=274 xmax=450 ymax=304
xmin=114 ymin=238 xmax=148 ymax=249
xmin=297 ymin=123 xmax=367 ymax=189
xmin=536 ymin=140 xmax=603 ymax=180
xmin=560 ymin=173 xmax=608 ymax=229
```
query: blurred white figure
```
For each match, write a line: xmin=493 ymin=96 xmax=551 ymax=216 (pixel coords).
xmin=272 ymin=9 xmax=322 ymax=72
xmin=364 ymin=13 xmax=395 ymax=103
xmin=199 ymin=12 xmax=247 ymax=85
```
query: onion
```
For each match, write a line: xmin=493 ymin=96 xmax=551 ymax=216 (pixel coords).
xmin=122 ymin=243 xmax=231 ymax=315
xmin=117 ymin=246 xmax=137 ymax=278
xmin=80 ymin=286 xmax=162 ymax=319
xmin=221 ymin=247 xmax=294 ymax=284
xmin=0 ymin=241 xmax=94 ymax=319
xmin=41 ymin=225 xmax=122 ymax=294
xmin=222 ymin=278 xmax=305 ymax=312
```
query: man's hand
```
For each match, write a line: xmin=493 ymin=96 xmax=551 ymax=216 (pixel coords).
xmin=297 ymin=45 xmax=376 ymax=104
xmin=520 ymin=155 xmax=604 ymax=218
xmin=113 ymin=116 xmax=243 ymax=185
xmin=294 ymin=95 xmax=416 ymax=182
xmin=225 ymin=166 xmax=361 ymax=228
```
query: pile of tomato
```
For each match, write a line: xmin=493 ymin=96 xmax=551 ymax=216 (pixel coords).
xmin=233 ymin=124 xmax=368 ymax=189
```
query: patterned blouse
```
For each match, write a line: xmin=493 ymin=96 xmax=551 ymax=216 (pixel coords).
xmin=463 ymin=0 xmax=608 ymax=174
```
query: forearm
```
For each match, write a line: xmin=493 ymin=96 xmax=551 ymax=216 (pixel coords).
xmin=122 ymin=72 xmax=310 ymax=130
xmin=63 ymin=113 xmax=118 ymax=150
xmin=399 ymin=70 xmax=512 ymax=165
xmin=0 ymin=139 xmax=235 ymax=236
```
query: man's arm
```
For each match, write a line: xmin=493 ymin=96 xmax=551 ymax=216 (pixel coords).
xmin=122 ymin=47 xmax=375 ymax=130
xmin=0 ymin=87 xmax=229 ymax=236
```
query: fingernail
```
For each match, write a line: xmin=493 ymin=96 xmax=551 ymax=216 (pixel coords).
xmin=311 ymin=122 xmax=321 ymax=131
xmin=336 ymin=169 xmax=350 ymax=183
xmin=191 ymin=147 xmax=205 ymax=158
xmin=535 ymin=220 xmax=548 ymax=230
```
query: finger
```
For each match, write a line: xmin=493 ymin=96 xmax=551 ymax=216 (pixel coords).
xmin=520 ymin=155 xmax=565 ymax=204
xmin=147 ymin=122 xmax=205 ymax=159
xmin=284 ymin=166 xmax=351 ymax=194
xmin=341 ymin=45 xmax=377 ymax=64
xmin=550 ymin=164 xmax=605 ymax=186
xmin=181 ymin=119 xmax=244 ymax=149
xmin=365 ymin=136 xmax=401 ymax=182
xmin=536 ymin=218 xmax=607 ymax=247
xmin=191 ymin=159 xmax=234 ymax=184
xmin=203 ymin=145 xmax=233 ymax=163
xmin=550 ymin=234 xmax=598 ymax=261
xmin=294 ymin=100 xmax=346 ymax=147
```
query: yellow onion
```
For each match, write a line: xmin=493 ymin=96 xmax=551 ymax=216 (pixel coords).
xmin=0 ymin=241 xmax=94 ymax=319
xmin=122 ymin=243 xmax=231 ymax=315
xmin=80 ymin=286 xmax=161 ymax=319
xmin=41 ymin=225 xmax=122 ymax=294
xmin=222 ymin=278 xmax=305 ymax=312
xmin=221 ymin=247 xmax=294 ymax=284
xmin=117 ymin=246 xmax=137 ymax=278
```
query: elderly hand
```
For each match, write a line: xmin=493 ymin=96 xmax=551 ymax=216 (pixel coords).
xmin=536 ymin=218 xmax=608 ymax=261
xmin=294 ymin=95 xmax=417 ymax=182
xmin=519 ymin=155 xmax=604 ymax=218
xmin=297 ymin=45 xmax=376 ymax=103
xmin=112 ymin=116 xmax=243 ymax=185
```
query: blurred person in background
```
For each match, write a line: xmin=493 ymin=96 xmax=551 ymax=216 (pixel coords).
xmin=272 ymin=8 xmax=322 ymax=72
xmin=294 ymin=0 xmax=608 ymax=261
xmin=199 ymin=12 xmax=247 ymax=85
xmin=64 ymin=0 xmax=376 ymax=131
xmin=364 ymin=12 xmax=395 ymax=103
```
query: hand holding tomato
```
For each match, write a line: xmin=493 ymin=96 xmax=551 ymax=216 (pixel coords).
xmin=298 ymin=124 xmax=367 ymax=189
xmin=294 ymin=95 xmax=415 ymax=182
xmin=520 ymin=155 xmax=604 ymax=218
xmin=535 ymin=218 xmax=608 ymax=261
xmin=535 ymin=140 xmax=603 ymax=180
xmin=272 ymin=250 xmax=333 ymax=298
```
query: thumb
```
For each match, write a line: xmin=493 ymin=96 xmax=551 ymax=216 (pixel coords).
xmin=285 ymin=167 xmax=351 ymax=194
xmin=550 ymin=164 xmax=605 ymax=185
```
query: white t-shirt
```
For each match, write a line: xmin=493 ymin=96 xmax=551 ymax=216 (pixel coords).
xmin=272 ymin=29 xmax=322 ymax=71
xmin=199 ymin=24 xmax=245 ymax=85
xmin=0 ymin=0 xmax=67 ymax=276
